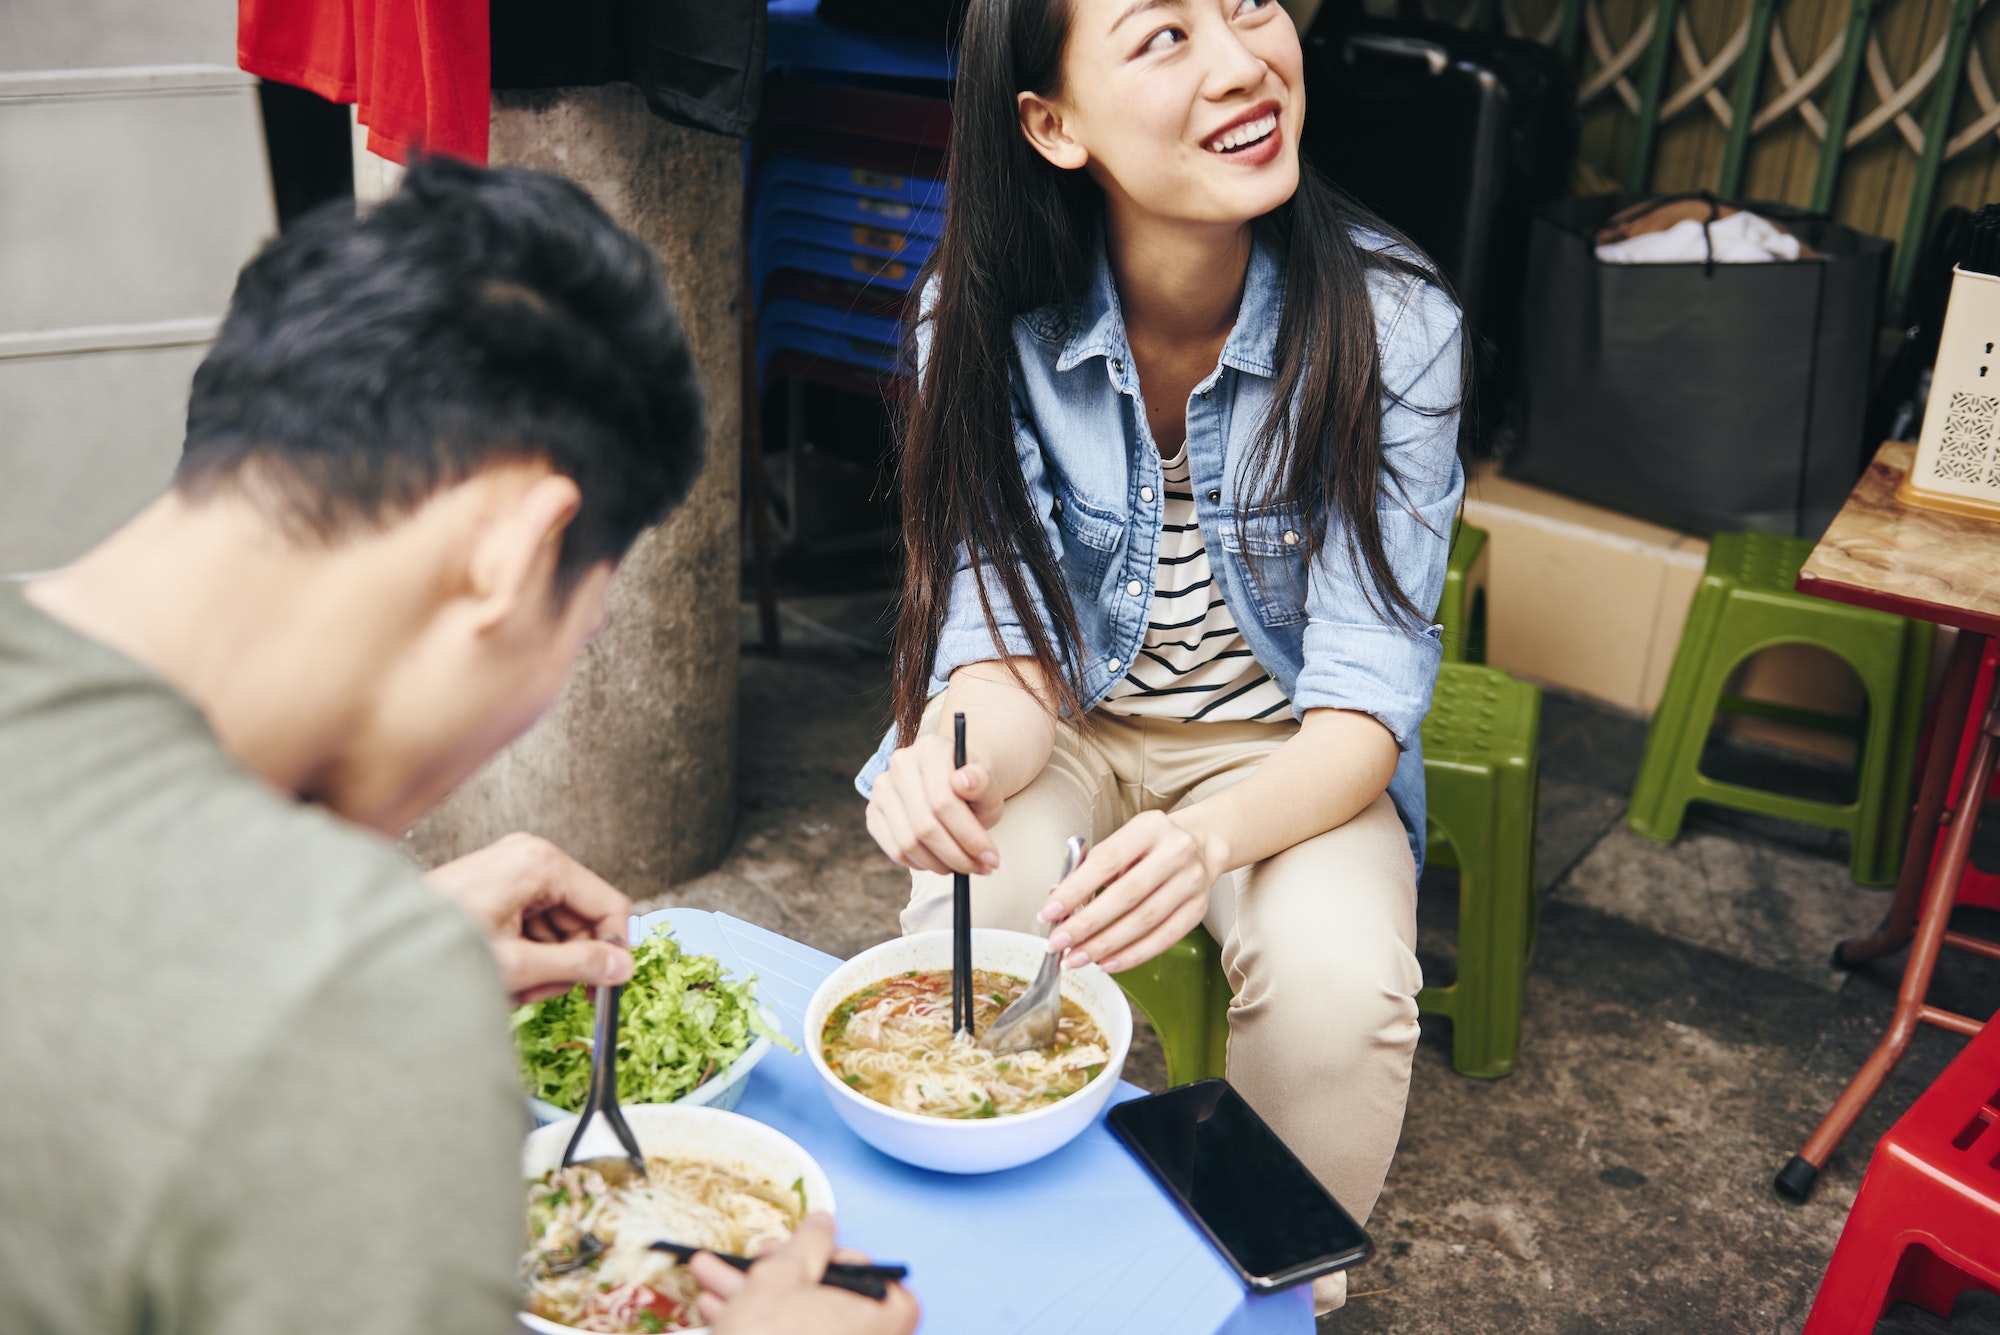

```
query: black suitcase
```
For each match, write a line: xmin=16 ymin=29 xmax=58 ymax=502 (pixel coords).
xmin=1300 ymin=20 xmax=1577 ymax=433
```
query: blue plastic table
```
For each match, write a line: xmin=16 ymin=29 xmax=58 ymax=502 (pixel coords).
xmin=634 ymin=908 xmax=1312 ymax=1335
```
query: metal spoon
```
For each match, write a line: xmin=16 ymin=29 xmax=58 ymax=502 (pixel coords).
xmin=560 ymin=984 xmax=647 ymax=1189
xmin=980 ymin=835 xmax=1088 ymax=1055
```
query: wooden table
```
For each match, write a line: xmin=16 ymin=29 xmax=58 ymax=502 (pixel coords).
xmin=1798 ymin=440 xmax=2000 ymax=636
xmin=1781 ymin=440 xmax=2000 ymax=1202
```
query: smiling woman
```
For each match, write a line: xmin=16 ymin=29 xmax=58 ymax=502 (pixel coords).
xmin=856 ymin=0 xmax=1467 ymax=1314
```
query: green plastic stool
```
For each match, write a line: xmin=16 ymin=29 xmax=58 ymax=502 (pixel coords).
xmin=1115 ymin=926 xmax=1231 ymax=1089
xmin=1627 ymin=532 xmax=1932 ymax=887
xmin=1417 ymin=663 xmax=1542 ymax=1078
xmin=1116 ymin=663 xmax=1542 ymax=1084
xmin=1428 ymin=521 xmax=1491 ymax=867
xmin=1438 ymin=520 xmax=1490 ymax=666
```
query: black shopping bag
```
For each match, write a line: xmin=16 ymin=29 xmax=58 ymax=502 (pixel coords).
xmin=1511 ymin=193 xmax=1890 ymax=537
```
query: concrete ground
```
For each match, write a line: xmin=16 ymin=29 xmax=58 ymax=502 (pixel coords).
xmin=642 ymin=594 xmax=2000 ymax=1334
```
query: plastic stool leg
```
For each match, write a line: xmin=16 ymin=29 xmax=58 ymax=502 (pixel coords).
xmin=1629 ymin=577 xmax=1729 ymax=841
xmin=1115 ymin=928 xmax=1228 ymax=1088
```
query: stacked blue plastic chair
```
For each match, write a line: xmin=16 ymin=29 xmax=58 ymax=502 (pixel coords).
xmin=751 ymin=2 xmax=955 ymax=395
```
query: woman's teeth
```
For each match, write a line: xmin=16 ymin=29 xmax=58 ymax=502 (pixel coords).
xmin=1208 ymin=113 xmax=1277 ymax=153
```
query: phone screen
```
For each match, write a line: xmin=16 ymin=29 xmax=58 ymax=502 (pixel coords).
xmin=1108 ymin=1079 xmax=1371 ymax=1290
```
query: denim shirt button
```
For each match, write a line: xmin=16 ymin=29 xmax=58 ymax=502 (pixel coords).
xmin=1140 ymin=486 xmax=1154 ymax=503
xmin=1108 ymin=657 xmax=1122 ymax=672
xmin=1207 ymin=489 xmax=1222 ymax=503
xmin=1283 ymin=530 xmax=1300 ymax=546
xmin=1126 ymin=579 xmax=1144 ymax=597
xmin=1112 ymin=358 xmax=1125 ymax=374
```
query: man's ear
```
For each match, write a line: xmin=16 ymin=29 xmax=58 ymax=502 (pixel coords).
xmin=1018 ymin=90 xmax=1089 ymax=171
xmin=466 ymin=473 xmax=583 ymax=633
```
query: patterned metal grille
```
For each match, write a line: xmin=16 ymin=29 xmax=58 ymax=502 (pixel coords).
xmin=1405 ymin=0 xmax=2000 ymax=313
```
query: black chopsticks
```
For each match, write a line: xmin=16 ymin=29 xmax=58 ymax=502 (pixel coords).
xmin=647 ymin=1240 xmax=908 ymax=1300
xmin=952 ymin=711 xmax=974 ymax=1040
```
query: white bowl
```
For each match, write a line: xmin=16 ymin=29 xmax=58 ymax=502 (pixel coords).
xmin=805 ymin=929 xmax=1132 ymax=1174
xmin=518 ymin=1104 xmax=837 ymax=1335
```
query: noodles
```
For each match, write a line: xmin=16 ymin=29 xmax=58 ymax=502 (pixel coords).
xmin=522 ymin=1156 xmax=803 ymax=1332
xmin=821 ymin=968 xmax=1108 ymax=1118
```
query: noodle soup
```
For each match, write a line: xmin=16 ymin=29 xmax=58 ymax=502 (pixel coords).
xmin=522 ymin=1155 xmax=803 ymax=1332
xmin=821 ymin=968 xmax=1109 ymax=1118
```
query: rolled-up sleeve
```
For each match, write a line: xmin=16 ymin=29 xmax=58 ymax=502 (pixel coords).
xmin=1291 ymin=277 xmax=1465 ymax=751
xmin=929 ymin=400 xmax=1062 ymax=692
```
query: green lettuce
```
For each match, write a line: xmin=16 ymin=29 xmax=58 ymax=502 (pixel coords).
xmin=513 ymin=925 xmax=797 ymax=1112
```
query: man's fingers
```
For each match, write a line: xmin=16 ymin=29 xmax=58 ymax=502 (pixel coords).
xmin=688 ymin=1250 xmax=749 ymax=1300
xmin=758 ymin=1212 xmax=838 ymax=1283
xmin=522 ymin=839 xmax=632 ymax=935
xmin=879 ymin=1283 xmax=923 ymax=1334
xmin=495 ymin=936 xmax=633 ymax=1002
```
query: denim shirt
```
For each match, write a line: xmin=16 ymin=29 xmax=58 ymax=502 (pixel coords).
xmin=856 ymin=229 xmax=1466 ymax=868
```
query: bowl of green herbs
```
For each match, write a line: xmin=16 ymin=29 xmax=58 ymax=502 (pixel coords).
xmin=515 ymin=923 xmax=797 ymax=1125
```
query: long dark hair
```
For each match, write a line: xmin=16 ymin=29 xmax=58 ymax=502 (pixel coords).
xmin=891 ymin=0 xmax=1460 ymax=745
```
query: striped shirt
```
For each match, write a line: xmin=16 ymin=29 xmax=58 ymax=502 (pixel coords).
xmin=1100 ymin=446 xmax=1292 ymax=723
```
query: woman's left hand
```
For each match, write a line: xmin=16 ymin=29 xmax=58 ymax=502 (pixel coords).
xmin=1038 ymin=811 xmax=1228 ymax=974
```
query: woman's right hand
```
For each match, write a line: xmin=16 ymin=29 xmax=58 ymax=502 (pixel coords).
xmin=865 ymin=730 xmax=1005 ymax=876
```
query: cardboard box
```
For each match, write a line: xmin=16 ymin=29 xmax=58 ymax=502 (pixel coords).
xmin=1465 ymin=464 xmax=1866 ymax=762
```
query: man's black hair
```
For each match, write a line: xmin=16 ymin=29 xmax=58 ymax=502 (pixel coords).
xmin=177 ymin=156 xmax=704 ymax=596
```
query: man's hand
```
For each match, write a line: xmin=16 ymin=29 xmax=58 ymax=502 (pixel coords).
xmin=690 ymin=1214 xmax=919 ymax=1335
xmin=424 ymin=833 xmax=633 ymax=1004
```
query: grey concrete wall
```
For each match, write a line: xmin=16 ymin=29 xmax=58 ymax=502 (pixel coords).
xmin=407 ymin=85 xmax=742 ymax=896
xmin=0 ymin=0 xmax=273 ymax=575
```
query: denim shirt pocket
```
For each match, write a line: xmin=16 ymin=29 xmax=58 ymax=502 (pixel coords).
xmin=1218 ymin=504 xmax=1310 ymax=627
xmin=1051 ymin=483 xmax=1123 ymax=597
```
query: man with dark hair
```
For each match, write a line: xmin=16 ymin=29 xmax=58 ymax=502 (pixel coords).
xmin=0 ymin=159 xmax=915 ymax=1335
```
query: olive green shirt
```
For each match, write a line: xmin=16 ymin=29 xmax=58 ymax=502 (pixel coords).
xmin=0 ymin=581 xmax=526 ymax=1333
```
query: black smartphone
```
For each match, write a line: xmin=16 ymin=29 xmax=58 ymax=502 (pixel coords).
xmin=1107 ymin=1079 xmax=1372 ymax=1292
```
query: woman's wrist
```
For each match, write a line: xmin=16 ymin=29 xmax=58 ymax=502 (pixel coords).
xmin=1166 ymin=804 xmax=1233 ymax=885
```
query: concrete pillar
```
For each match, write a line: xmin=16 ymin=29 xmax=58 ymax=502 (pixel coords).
xmin=406 ymin=85 xmax=741 ymax=896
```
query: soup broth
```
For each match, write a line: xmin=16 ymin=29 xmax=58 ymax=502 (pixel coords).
xmin=522 ymin=1156 xmax=801 ymax=1332
xmin=821 ymin=968 xmax=1108 ymax=1118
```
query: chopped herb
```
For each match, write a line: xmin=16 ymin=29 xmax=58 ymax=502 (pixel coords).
xmin=792 ymin=1176 xmax=808 ymax=1217
xmin=636 ymin=1312 xmax=667 ymax=1333
xmin=513 ymin=925 xmax=796 ymax=1111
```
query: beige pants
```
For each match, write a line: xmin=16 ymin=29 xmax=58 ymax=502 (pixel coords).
xmin=902 ymin=704 xmax=1422 ymax=1311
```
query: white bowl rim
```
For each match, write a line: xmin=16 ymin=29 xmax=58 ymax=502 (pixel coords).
xmin=805 ymin=928 xmax=1131 ymax=1130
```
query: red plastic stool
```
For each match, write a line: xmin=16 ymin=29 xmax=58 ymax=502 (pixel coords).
xmin=1801 ymin=1009 xmax=2000 ymax=1333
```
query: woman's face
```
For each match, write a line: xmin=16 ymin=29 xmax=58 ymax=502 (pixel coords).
xmin=1020 ymin=0 xmax=1304 ymax=230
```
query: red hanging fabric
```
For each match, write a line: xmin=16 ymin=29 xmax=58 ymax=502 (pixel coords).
xmin=238 ymin=0 xmax=489 ymax=166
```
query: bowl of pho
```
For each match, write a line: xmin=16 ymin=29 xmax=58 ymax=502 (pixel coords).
xmin=518 ymin=1104 xmax=835 ymax=1334
xmin=805 ymin=928 xmax=1132 ymax=1174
